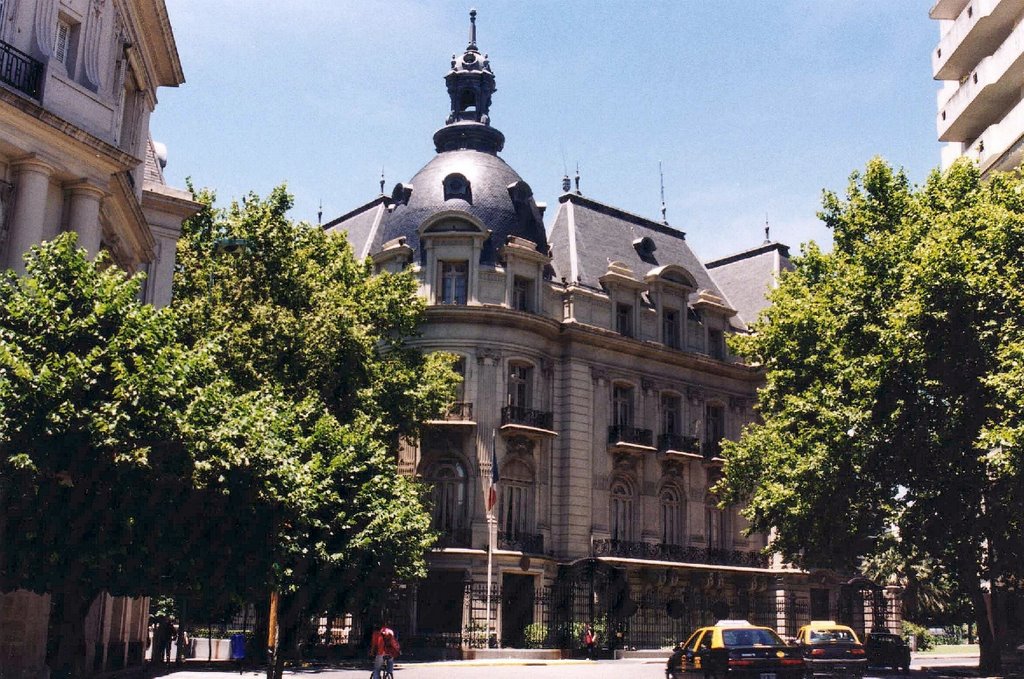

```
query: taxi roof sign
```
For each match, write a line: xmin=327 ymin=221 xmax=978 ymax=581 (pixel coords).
xmin=715 ymin=620 xmax=756 ymax=627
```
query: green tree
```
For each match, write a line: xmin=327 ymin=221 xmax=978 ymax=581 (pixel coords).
xmin=0 ymin=234 xmax=194 ymax=679
xmin=171 ymin=185 xmax=458 ymax=673
xmin=717 ymin=159 xmax=1024 ymax=672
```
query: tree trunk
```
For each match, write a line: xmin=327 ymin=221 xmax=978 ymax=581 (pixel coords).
xmin=49 ymin=584 xmax=96 ymax=679
xmin=972 ymin=589 xmax=1001 ymax=674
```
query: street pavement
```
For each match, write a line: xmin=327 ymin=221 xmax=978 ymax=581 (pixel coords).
xmin=155 ymin=658 xmax=992 ymax=679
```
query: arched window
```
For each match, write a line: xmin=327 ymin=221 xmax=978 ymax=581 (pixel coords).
xmin=610 ymin=477 xmax=636 ymax=542
xmin=425 ymin=459 xmax=468 ymax=534
xmin=661 ymin=484 xmax=685 ymax=546
xmin=500 ymin=460 xmax=534 ymax=539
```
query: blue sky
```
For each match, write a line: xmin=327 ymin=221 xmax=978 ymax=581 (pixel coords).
xmin=154 ymin=1 xmax=940 ymax=262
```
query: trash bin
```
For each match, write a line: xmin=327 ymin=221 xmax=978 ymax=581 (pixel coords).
xmin=230 ymin=633 xmax=246 ymax=660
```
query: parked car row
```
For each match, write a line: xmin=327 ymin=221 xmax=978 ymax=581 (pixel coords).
xmin=667 ymin=620 xmax=912 ymax=679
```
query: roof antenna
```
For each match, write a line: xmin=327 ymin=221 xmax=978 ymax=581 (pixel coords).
xmin=380 ymin=166 xmax=386 ymax=195
xmin=764 ymin=212 xmax=770 ymax=243
xmin=659 ymin=161 xmax=668 ymax=224
xmin=317 ymin=199 xmax=323 ymax=226
xmin=561 ymin=145 xmax=571 ymax=193
xmin=468 ymin=8 xmax=478 ymax=50
xmin=574 ymin=162 xmax=581 ymax=195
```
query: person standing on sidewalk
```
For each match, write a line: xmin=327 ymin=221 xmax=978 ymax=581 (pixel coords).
xmin=584 ymin=625 xmax=597 ymax=659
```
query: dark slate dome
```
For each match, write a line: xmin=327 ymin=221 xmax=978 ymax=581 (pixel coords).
xmin=369 ymin=11 xmax=549 ymax=266
xmin=379 ymin=149 xmax=549 ymax=265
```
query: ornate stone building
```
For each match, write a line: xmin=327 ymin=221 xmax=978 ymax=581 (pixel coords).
xmin=0 ymin=0 xmax=195 ymax=676
xmin=326 ymin=12 xmax=899 ymax=653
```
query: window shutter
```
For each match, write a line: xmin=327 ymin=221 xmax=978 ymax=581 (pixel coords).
xmin=55 ymin=20 xmax=70 ymax=64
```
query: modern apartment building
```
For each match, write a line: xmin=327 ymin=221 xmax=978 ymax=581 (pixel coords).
xmin=0 ymin=1 xmax=195 ymax=676
xmin=932 ymin=0 xmax=1024 ymax=174
xmin=325 ymin=12 xmax=901 ymax=654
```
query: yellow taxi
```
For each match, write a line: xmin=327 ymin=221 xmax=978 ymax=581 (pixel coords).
xmin=673 ymin=620 xmax=805 ymax=679
xmin=793 ymin=621 xmax=867 ymax=679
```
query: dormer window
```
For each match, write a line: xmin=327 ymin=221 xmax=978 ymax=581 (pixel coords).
xmin=443 ymin=173 xmax=472 ymax=202
xmin=663 ymin=308 xmax=680 ymax=349
xmin=512 ymin=276 xmax=533 ymax=312
xmin=438 ymin=261 xmax=468 ymax=304
xmin=615 ymin=303 xmax=633 ymax=337
xmin=709 ymin=329 xmax=726 ymax=360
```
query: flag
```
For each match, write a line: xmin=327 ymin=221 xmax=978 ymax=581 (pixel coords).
xmin=486 ymin=437 xmax=499 ymax=513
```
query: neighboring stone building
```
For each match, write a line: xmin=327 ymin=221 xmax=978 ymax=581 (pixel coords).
xmin=932 ymin=0 xmax=1024 ymax=175
xmin=326 ymin=12 xmax=899 ymax=653
xmin=0 ymin=1 xmax=196 ymax=676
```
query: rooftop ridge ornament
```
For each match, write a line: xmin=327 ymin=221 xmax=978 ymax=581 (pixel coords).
xmin=468 ymin=8 xmax=478 ymax=51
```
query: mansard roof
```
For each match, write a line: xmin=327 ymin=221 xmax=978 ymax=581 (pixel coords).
xmin=549 ymin=192 xmax=746 ymax=331
xmin=706 ymin=241 xmax=793 ymax=328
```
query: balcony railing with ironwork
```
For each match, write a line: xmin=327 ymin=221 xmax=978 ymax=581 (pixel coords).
xmin=497 ymin=530 xmax=544 ymax=554
xmin=433 ymin=527 xmax=473 ymax=549
xmin=434 ymin=402 xmax=473 ymax=421
xmin=0 ymin=40 xmax=43 ymax=99
xmin=607 ymin=425 xmax=653 ymax=447
xmin=658 ymin=433 xmax=700 ymax=454
xmin=704 ymin=437 xmax=722 ymax=460
xmin=501 ymin=405 xmax=553 ymax=430
xmin=592 ymin=538 xmax=769 ymax=568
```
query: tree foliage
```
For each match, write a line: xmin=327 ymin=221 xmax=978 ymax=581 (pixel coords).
xmin=171 ymin=185 xmax=458 ymax=661
xmin=0 ymin=234 xmax=195 ymax=677
xmin=717 ymin=159 xmax=1024 ymax=671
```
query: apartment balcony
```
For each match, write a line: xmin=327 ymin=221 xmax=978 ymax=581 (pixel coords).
xmin=433 ymin=527 xmax=473 ymax=549
xmin=937 ymin=12 xmax=1024 ymax=142
xmin=592 ymin=538 xmax=770 ymax=568
xmin=932 ymin=0 xmax=1024 ymax=80
xmin=426 ymin=401 xmax=475 ymax=426
xmin=607 ymin=425 xmax=655 ymax=454
xmin=0 ymin=39 xmax=43 ymax=99
xmin=500 ymin=405 xmax=556 ymax=438
xmin=497 ymin=530 xmax=545 ymax=555
xmin=658 ymin=433 xmax=701 ymax=455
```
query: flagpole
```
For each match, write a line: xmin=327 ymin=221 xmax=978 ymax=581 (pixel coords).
xmin=485 ymin=428 xmax=496 ymax=645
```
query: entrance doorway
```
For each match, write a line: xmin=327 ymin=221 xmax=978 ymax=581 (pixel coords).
xmin=501 ymin=573 xmax=535 ymax=647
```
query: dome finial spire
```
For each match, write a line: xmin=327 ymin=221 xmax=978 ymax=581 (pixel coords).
xmin=468 ymin=8 xmax=478 ymax=50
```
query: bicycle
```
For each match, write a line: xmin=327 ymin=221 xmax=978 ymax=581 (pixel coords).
xmin=370 ymin=654 xmax=394 ymax=679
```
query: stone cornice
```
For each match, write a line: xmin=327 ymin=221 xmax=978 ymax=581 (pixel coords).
xmin=0 ymin=88 xmax=141 ymax=174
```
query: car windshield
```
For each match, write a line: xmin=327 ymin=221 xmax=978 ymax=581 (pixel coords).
xmin=723 ymin=629 xmax=784 ymax=647
xmin=810 ymin=629 xmax=857 ymax=643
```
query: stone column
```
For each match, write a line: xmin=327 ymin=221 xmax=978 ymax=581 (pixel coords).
xmin=67 ymin=181 xmax=107 ymax=257
xmin=4 ymin=158 xmax=54 ymax=273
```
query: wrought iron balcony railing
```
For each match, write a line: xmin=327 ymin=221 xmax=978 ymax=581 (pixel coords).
xmin=433 ymin=527 xmax=472 ymax=549
xmin=658 ymin=433 xmax=700 ymax=454
xmin=704 ymin=437 xmax=722 ymax=459
xmin=497 ymin=531 xmax=544 ymax=554
xmin=592 ymin=538 xmax=769 ymax=568
xmin=501 ymin=405 xmax=553 ymax=430
xmin=0 ymin=39 xmax=43 ymax=99
xmin=607 ymin=425 xmax=653 ymax=447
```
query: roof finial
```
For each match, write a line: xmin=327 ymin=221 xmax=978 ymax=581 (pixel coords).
xmin=562 ymin=174 xmax=571 ymax=192
xmin=317 ymin=199 xmax=322 ymax=226
xmin=764 ymin=213 xmax=770 ymax=243
xmin=574 ymin=163 xmax=581 ymax=195
xmin=659 ymin=160 xmax=668 ymax=224
xmin=468 ymin=8 xmax=478 ymax=50
xmin=380 ymin=166 xmax=386 ymax=195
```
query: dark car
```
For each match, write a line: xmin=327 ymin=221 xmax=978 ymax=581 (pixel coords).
xmin=794 ymin=622 xmax=867 ymax=679
xmin=864 ymin=631 xmax=911 ymax=673
xmin=676 ymin=620 xmax=805 ymax=679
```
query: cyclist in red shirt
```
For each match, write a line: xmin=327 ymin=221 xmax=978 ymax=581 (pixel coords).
xmin=369 ymin=621 xmax=400 ymax=679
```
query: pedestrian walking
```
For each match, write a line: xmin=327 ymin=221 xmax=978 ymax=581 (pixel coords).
xmin=584 ymin=624 xmax=596 ymax=659
xmin=369 ymin=620 xmax=400 ymax=679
